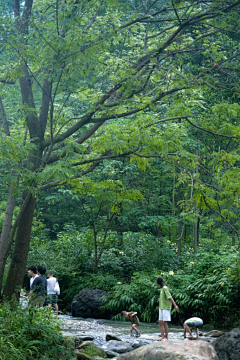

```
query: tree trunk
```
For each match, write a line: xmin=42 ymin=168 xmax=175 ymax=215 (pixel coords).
xmin=2 ymin=194 xmax=35 ymax=301
xmin=184 ymin=224 xmax=187 ymax=241
xmin=193 ymin=203 xmax=200 ymax=252
xmin=177 ymin=185 xmax=182 ymax=256
xmin=232 ymin=228 xmax=235 ymax=246
xmin=0 ymin=186 xmax=16 ymax=294
xmin=93 ymin=212 xmax=115 ymax=274
xmin=93 ymin=228 xmax=98 ymax=274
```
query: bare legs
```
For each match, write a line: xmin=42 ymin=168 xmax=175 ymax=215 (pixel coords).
xmin=157 ymin=320 xmax=169 ymax=341
xmin=131 ymin=324 xmax=140 ymax=336
xmin=183 ymin=323 xmax=199 ymax=339
xmin=48 ymin=303 xmax=59 ymax=315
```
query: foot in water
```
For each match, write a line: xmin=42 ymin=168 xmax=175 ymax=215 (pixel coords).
xmin=157 ymin=337 xmax=168 ymax=341
xmin=135 ymin=333 xmax=141 ymax=337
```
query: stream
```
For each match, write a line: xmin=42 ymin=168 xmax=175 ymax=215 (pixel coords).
xmin=59 ymin=314 xmax=217 ymax=349
xmin=20 ymin=298 xmax=224 ymax=354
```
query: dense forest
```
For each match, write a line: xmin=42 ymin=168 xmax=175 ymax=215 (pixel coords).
xmin=0 ymin=1 xmax=240 ymax=356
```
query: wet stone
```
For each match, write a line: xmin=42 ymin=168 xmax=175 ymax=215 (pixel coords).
xmin=106 ymin=334 xmax=122 ymax=341
xmin=105 ymin=350 xmax=119 ymax=358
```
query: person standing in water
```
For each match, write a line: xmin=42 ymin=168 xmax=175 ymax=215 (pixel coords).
xmin=46 ymin=271 xmax=59 ymax=314
xmin=156 ymin=276 xmax=179 ymax=341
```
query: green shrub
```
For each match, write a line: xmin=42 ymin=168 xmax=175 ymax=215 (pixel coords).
xmin=102 ymin=271 xmax=160 ymax=322
xmin=0 ymin=302 xmax=75 ymax=360
xmin=172 ymin=246 xmax=240 ymax=327
xmin=104 ymin=246 xmax=240 ymax=328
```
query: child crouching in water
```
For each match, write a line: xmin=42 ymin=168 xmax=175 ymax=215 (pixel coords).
xmin=121 ymin=311 xmax=140 ymax=337
xmin=183 ymin=317 xmax=203 ymax=339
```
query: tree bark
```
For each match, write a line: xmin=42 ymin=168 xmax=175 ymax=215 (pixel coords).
xmin=2 ymin=194 xmax=35 ymax=301
xmin=177 ymin=185 xmax=182 ymax=256
xmin=232 ymin=228 xmax=235 ymax=246
xmin=193 ymin=204 xmax=200 ymax=252
xmin=0 ymin=186 xmax=16 ymax=294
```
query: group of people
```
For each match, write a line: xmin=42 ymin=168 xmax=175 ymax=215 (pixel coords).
xmin=27 ymin=265 xmax=59 ymax=314
xmin=26 ymin=269 xmax=202 ymax=338
xmin=122 ymin=276 xmax=203 ymax=341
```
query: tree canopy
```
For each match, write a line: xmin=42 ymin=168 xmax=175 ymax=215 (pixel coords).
xmin=0 ymin=0 xmax=240 ymax=302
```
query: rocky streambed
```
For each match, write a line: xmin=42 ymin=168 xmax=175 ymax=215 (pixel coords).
xmin=60 ymin=315 xmax=225 ymax=359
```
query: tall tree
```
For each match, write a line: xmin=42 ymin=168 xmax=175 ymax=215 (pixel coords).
xmin=0 ymin=0 xmax=240 ymax=299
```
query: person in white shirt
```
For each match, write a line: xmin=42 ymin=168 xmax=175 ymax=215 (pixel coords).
xmin=27 ymin=265 xmax=39 ymax=289
xmin=46 ymin=271 xmax=59 ymax=314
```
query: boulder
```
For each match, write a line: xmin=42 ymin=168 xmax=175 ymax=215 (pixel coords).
xmin=131 ymin=339 xmax=147 ymax=349
xmin=105 ymin=350 xmax=119 ymax=358
xmin=72 ymin=288 xmax=110 ymax=319
xmin=78 ymin=341 xmax=96 ymax=349
xmin=104 ymin=340 xmax=133 ymax=354
xmin=114 ymin=340 xmax=218 ymax=359
xmin=78 ymin=336 xmax=95 ymax=341
xmin=204 ymin=330 xmax=225 ymax=338
xmin=76 ymin=341 xmax=107 ymax=359
xmin=106 ymin=334 xmax=122 ymax=341
xmin=213 ymin=327 xmax=240 ymax=360
xmin=75 ymin=351 xmax=92 ymax=360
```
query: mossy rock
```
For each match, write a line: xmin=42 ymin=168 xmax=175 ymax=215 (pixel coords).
xmin=76 ymin=342 xmax=107 ymax=359
xmin=75 ymin=350 xmax=92 ymax=360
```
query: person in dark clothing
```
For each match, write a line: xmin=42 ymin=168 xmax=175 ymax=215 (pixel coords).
xmin=27 ymin=265 xmax=38 ymax=289
xmin=30 ymin=266 xmax=47 ymax=307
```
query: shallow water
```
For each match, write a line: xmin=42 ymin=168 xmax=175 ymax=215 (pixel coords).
xmin=59 ymin=314 xmax=216 ymax=344
xmin=19 ymin=298 xmax=220 ymax=342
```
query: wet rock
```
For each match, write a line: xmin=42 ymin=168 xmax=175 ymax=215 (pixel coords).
xmin=104 ymin=340 xmax=133 ymax=354
xmin=72 ymin=289 xmax=110 ymax=319
xmin=105 ymin=350 xmax=119 ymax=358
xmin=78 ymin=341 xmax=96 ymax=349
xmin=78 ymin=336 xmax=95 ymax=341
xmin=115 ymin=340 xmax=218 ymax=359
xmin=204 ymin=330 xmax=225 ymax=337
xmin=106 ymin=334 xmax=122 ymax=341
xmin=213 ymin=327 xmax=240 ymax=360
xmin=132 ymin=339 xmax=148 ymax=349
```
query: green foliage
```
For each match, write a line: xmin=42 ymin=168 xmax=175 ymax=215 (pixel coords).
xmin=0 ymin=302 xmax=75 ymax=360
xmin=0 ymin=0 xmax=240 ymax=328
xmin=103 ymin=246 xmax=240 ymax=328
xmin=27 ymin=228 xmax=180 ymax=306
xmin=102 ymin=271 xmax=160 ymax=322
xmin=172 ymin=246 xmax=240 ymax=328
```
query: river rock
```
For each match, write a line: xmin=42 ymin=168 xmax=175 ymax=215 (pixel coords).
xmin=213 ymin=327 xmax=240 ymax=360
xmin=75 ymin=351 xmax=92 ymax=360
xmin=78 ymin=336 xmax=95 ymax=341
xmin=105 ymin=350 xmax=119 ymax=358
xmin=204 ymin=330 xmax=225 ymax=338
xmin=78 ymin=341 xmax=96 ymax=349
xmin=132 ymin=339 xmax=148 ymax=349
xmin=113 ymin=340 xmax=218 ymax=359
xmin=77 ymin=341 xmax=107 ymax=359
xmin=72 ymin=288 xmax=110 ymax=319
xmin=104 ymin=340 xmax=133 ymax=354
xmin=106 ymin=334 xmax=122 ymax=341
